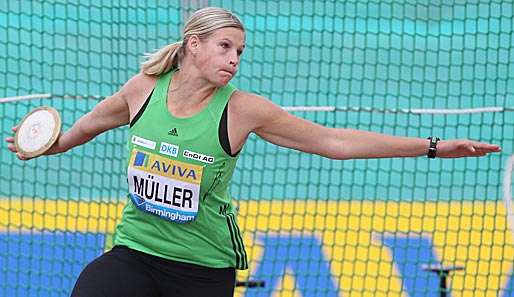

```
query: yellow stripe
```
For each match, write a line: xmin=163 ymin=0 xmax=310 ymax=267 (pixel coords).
xmin=235 ymin=200 xmax=514 ymax=297
xmin=0 ymin=198 xmax=124 ymax=233
xmin=1 ymin=198 xmax=512 ymax=296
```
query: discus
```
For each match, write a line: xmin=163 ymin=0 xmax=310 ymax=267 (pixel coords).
xmin=14 ymin=106 xmax=62 ymax=158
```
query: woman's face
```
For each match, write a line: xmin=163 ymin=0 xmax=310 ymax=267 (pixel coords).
xmin=194 ymin=27 xmax=246 ymax=86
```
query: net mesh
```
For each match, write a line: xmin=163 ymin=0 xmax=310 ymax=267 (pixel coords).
xmin=1 ymin=1 xmax=513 ymax=296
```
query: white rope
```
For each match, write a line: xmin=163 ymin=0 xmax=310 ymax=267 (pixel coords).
xmin=281 ymin=105 xmax=508 ymax=114
xmin=0 ymin=94 xmax=512 ymax=115
xmin=282 ymin=106 xmax=336 ymax=112
xmin=410 ymin=107 xmax=504 ymax=114
xmin=0 ymin=94 xmax=103 ymax=103
xmin=503 ymin=153 xmax=514 ymax=245
xmin=0 ymin=94 xmax=52 ymax=103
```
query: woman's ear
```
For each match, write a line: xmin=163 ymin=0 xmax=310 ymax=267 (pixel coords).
xmin=188 ymin=35 xmax=200 ymax=56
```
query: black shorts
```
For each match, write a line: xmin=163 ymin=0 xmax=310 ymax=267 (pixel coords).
xmin=71 ymin=245 xmax=236 ymax=297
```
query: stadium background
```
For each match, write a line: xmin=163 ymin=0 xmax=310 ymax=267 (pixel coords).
xmin=1 ymin=0 xmax=513 ymax=296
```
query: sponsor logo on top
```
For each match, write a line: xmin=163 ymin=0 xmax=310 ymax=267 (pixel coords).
xmin=132 ymin=135 xmax=156 ymax=150
xmin=183 ymin=150 xmax=214 ymax=164
xmin=160 ymin=142 xmax=179 ymax=157
xmin=168 ymin=128 xmax=178 ymax=136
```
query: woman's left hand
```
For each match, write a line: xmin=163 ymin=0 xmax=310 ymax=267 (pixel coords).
xmin=436 ymin=139 xmax=501 ymax=158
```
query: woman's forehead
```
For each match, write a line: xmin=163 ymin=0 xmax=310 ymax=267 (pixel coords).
xmin=210 ymin=27 xmax=245 ymax=42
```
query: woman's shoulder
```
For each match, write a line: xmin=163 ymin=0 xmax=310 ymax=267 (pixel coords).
xmin=119 ymin=73 xmax=158 ymax=99
xmin=116 ymin=72 xmax=159 ymax=114
xmin=123 ymin=72 xmax=158 ymax=91
xmin=229 ymin=90 xmax=283 ymax=115
xmin=228 ymin=90 xmax=290 ymax=132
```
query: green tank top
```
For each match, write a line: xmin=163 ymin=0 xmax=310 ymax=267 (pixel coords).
xmin=114 ymin=69 xmax=248 ymax=270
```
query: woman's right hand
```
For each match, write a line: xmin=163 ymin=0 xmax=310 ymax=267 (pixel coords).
xmin=5 ymin=126 xmax=28 ymax=161
xmin=6 ymin=125 xmax=65 ymax=161
xmin=5 ymin=126 xmax=31 ymax=160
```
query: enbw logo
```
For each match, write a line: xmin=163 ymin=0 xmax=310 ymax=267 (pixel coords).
xmin=160 ymin=142 xmax=179 ymax=157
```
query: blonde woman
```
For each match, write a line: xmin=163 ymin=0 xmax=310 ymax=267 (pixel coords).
xmin=6 ymin=7 xmax=501 ymax=297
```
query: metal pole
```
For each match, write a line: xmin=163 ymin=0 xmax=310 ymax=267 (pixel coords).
xmin=422 ymin=264 xmax=465 ymax=297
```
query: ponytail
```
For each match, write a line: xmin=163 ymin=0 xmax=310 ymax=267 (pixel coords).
xmin=141 ymin=7 xmax=244 ymax=75
xmin=141 ymin=41 xmax=184 ymax=75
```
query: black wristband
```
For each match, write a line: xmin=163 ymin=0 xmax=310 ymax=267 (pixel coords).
xmin=427 ymin=136 xmax=440 ymax=158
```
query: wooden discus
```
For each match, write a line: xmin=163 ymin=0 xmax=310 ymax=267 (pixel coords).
xmin=14 ymin=106 xmax=62 ymax=158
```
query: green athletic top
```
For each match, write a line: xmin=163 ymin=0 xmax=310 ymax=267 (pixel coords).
xmin=113 ymin=69 xmax=248 ymax=270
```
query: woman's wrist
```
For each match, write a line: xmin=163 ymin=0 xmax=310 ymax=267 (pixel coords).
xmin=427 ymin=136 xmax=440 ymax=158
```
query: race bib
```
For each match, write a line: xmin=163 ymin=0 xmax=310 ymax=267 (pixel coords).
xmin=127 ymin=149 xmax=204 ymax=223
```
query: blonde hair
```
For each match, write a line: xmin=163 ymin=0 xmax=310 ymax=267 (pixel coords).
xmin=141 ymin=7 xmax=245 ymax=75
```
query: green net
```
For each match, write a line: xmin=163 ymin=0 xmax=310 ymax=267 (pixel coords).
xmin=1 ymin=1 xmax=513 ymax=296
